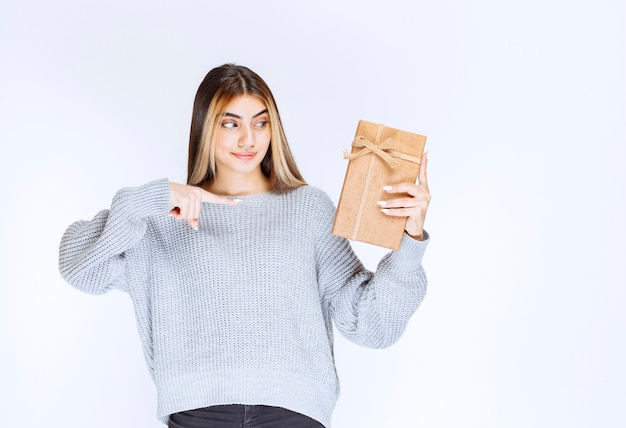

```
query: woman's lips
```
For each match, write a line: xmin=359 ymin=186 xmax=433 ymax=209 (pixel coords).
xmin=232 ymin=152 xmax=256 ymax=160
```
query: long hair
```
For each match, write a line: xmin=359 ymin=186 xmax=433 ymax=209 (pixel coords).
xmin=187 ymin=64 xmax=306 ymax=192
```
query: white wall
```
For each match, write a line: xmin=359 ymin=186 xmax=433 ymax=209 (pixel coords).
xmin=1 ymin=0 xmax=624 ymax=427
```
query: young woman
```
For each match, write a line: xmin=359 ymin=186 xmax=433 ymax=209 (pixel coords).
xmin=59 ymin=64 xmax=431 ymax=428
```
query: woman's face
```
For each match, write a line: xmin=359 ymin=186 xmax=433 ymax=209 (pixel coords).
xmin=214 ymin=94 xmax=271 ymax=177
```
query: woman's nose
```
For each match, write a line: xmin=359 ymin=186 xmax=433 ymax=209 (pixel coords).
xmin=238 ymin=126 xmax=255 ymax=147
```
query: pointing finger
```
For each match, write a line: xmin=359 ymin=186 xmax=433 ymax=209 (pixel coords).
xmin=200 ymin=189 xmax=242 ymax=206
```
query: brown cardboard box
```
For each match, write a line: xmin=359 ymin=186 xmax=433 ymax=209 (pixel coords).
xmin=332 ymin=120 xmax=427 ymax=250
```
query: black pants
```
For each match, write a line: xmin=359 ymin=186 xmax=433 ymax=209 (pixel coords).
xmin=168 ymin=405 xmax=324 ymax=428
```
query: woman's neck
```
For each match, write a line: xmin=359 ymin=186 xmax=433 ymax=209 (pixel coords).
xmin=203 ymin=171 xmax=272 ymax=196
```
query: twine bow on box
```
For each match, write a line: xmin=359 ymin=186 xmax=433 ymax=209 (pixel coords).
xmin=342 ymin=124 xmax=422 ymax=169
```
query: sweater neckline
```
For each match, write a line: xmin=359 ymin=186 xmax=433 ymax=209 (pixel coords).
xmin=205 ymin=190 xmax=281 ymax=206
xmin=227 ymin=191 xmax=276 ymax=199
xmin=216 ymin=185 xmax=307 ymax=202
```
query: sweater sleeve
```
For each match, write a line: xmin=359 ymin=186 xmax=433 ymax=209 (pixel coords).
xmin=58 ymin=178 xmax=172 ymax=295
xmin=315 ymin=191 xmax=429 ymax=349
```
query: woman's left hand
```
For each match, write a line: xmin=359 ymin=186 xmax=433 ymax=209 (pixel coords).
xmin=379 ymin=152 xmax=431 ymax=241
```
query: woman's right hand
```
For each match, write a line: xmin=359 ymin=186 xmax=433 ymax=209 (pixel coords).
xmin=169 ymin=182 xmax=240 ymax=230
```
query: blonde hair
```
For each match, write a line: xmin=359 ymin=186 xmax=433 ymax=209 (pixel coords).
xmin=187 ymin=64 xmax=306 ymax=192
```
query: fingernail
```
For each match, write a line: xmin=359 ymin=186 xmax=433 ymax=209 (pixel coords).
xmin=233 ymin=198 xmax=243 ymax=203
xmin=381 ymin=208 xmax=390 ymax=213
xmin=383 ymin=186 xmax=392 ymax=191
xmin=377 ymin=201 xmax=387 ymax=206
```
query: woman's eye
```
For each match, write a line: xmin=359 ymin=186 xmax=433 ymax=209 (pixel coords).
xmin=255 ymin=121 xmax=269 ymax=128
xmin=222 ymin=121 xmax=237 ymax=129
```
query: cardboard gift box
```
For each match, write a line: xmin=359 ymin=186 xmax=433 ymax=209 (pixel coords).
xmin=332 ymin=120 xmax=427 ymax=250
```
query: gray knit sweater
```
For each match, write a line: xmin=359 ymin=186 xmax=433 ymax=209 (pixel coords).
xmin=58 ymin=178 xmax=428 ymax=427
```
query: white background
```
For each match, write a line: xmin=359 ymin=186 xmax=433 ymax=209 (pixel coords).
xmin=1 ymin=0 xmax=625 ymax=427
